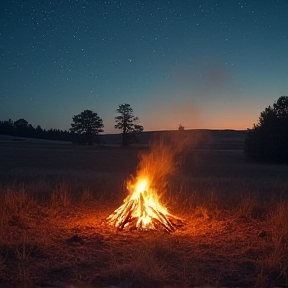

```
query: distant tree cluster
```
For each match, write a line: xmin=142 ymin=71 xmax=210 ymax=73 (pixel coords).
xmin=1 ymin=103 xmax=144 ymax=146
xmin=244 ymin=96 xmax=288 ymax=163
xmin=0 ymin=118 xmax=71 ymax=141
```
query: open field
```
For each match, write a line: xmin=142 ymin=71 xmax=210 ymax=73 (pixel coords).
xmin=1 ymin=131 xmax=288 ymax=287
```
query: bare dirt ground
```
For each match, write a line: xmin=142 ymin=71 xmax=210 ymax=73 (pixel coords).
xmin=1 ymin=132 xmax=288 ymax=287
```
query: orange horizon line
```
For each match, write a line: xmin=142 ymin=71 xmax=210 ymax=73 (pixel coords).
xmin=101 ymin=128 xmax=248 ymax=135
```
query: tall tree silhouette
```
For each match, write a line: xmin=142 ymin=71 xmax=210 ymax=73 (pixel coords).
xmin=244 ymin=96 xmax=288 ymax=163
xmin=70 ymin=110 xmax=104 ymax=145
xmin=14 ymin=118 xmax=29 ymax=137
xmin=0 ymin=119 xmax=14 ymax=135
xmin=114 ymin=103 xmax=143 ymax=146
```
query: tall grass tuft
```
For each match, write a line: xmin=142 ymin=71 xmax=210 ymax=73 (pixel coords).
xmin=0 ymin=187 xmax=35 ymax=242
xmin=269 ymin=201 xmax=288 ymax=277
xmin=255 ymin=201 xmax=288 ymax=286
xmin=50 ymin=182 xmax=72 ymax=208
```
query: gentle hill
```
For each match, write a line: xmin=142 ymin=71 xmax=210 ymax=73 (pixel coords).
xmin=0 ymin=129 xmax=247 ymax=150
xmin=100 ymin=129 xmax=247 ymax=150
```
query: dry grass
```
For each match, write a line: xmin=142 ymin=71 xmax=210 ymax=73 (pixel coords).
xmin=1 ymin=139 xmax=288 ymax=287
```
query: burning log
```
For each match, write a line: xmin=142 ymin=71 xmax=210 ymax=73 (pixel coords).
xmin=106 ymin=178 xmax=183 ymax=232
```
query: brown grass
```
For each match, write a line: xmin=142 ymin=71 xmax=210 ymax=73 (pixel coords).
xmin=1 ymin=138 xmax=288 ymax=287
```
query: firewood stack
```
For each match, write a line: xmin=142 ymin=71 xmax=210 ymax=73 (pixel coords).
xmin=106 ymin=190 xmax=182 ymax=232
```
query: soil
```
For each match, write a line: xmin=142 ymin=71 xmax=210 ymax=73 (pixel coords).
xmin=1 ymin=203 xmax=285 ymax=288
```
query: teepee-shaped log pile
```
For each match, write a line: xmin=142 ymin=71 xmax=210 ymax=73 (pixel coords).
xmin=106 ymin=178 xmax=182 ymax=232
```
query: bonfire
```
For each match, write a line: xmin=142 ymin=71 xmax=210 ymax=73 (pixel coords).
xmin=106 ymin=140 xmax=184 ymax=232
xmin=107 ymin=176 xmax=181 ymax=232
xmin=106 ymin=139 xmax=187 ymax=232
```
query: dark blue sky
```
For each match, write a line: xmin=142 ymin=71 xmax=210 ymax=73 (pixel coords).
xmin=1 ymin=0 xmax=287 ymax=133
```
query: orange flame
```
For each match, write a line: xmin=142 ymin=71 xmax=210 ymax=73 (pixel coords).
xmin=128 ymin=177 xmax=169 ymax=227
xmin=107 ymin=175 xmax=175 ymax=231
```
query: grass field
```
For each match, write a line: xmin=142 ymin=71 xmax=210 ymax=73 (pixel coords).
xmin=1 ymin=132 xmax=288 ymax=288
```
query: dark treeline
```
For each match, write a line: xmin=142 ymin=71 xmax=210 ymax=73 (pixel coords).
xmin=0 ymin=104 xmax=143 ymax=146
xmin=0 ymin=118 xmax=73 ymax=142
xmin=244 ymin=96 xmax=288 ymax=163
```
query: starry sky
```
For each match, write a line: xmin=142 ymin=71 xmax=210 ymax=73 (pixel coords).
xmin=1 ymin=0 xmax=288 ymax=133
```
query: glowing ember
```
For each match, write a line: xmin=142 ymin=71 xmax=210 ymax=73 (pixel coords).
xmin=106 ymin=176 xmax=182 ymax=232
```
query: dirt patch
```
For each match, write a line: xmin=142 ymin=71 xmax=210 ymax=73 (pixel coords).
xmin=1 ymin=201 xmax=287 ymax=287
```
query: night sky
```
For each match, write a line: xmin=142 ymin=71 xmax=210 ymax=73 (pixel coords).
xmin=1 ymin=0 xmax=288 ymax=133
